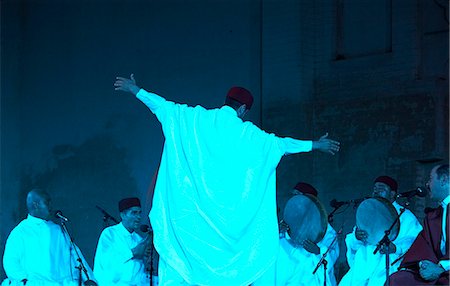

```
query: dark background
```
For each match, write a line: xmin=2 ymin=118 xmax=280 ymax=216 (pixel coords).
xmin=1 ymin=0 xmax=448 ymax=282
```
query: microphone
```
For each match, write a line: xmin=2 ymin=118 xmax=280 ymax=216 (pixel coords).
xmin=330 ymin=197 xmax=368 ymax=208
xmin=140 ymin=224 xmax=153 ymax=233
xmin=54 ymin=210 xmax=69 ymax=222
xmin=396 ymin=187 xmax=428 ymax=199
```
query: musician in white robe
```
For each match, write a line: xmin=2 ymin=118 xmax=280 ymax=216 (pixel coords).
xmin=339 ymin=176 xmax=422 ymax=286
xmin=255 ymin=182 xmax=340 ymax=286
xmin=2 ymin=189 xmax=95 ymax=286
xmin=94 ymin=198 xmax=152 ymax=286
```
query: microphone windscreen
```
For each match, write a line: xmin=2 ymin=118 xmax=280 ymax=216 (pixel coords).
xmin=330 ymin=199 xmax=343 ymax=208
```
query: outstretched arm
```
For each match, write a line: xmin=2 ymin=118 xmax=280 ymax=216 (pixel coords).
xmin=114 ymin=74 xmax=141 ymax=95
xmin=114 ymin=74 xmax=167 ymax=112
xmin=278 ymin=133 xmax=340 ymax=156
xmin=312 ymin=133 xmax=340 ymax=155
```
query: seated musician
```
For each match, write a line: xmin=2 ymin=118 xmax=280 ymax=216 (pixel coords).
xmin=255 ymin=182 xmax=340 ymax=286
xmin=94 ymin=198 xmax=153 ymax=286
xmin=388 ymin=164 xmax=449 ymax=285
xmin=339 ymin=176 xmax=422 ymax=286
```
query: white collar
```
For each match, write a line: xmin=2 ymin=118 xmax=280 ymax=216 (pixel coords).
xmin=118 ymin=222 xmax=134 ymax=235
xmin=27 ymin=214 xmax=48 ymax=224
xmin=220 ymin=105 xmax=238 ymax=116
xmin=440 ymin=195 xmax=450 ymax=208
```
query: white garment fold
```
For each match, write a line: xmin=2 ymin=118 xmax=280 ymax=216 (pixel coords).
xmin=137 ymin=89 xmax=313 ymax=285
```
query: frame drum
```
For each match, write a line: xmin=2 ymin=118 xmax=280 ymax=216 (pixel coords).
xmin=283 ymin=194 xmax=328 ymax=245
xmin=356 ymin=197 xmax=400 ymax=245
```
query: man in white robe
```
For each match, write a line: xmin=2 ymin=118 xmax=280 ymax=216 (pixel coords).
xmin=114 ymin=74 xmax=340 ymax=285
xmin=94 ymin=197 xmax=153 ymax=286
xmin=339 ymin=176 xmax=422 ymax=286
xmin=2 ymin=189 xmax=95 ymax=286
xmin=255 ymin=182 xmax=340 ymax=286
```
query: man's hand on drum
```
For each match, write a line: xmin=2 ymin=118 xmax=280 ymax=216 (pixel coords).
xmin=379 ymin=241 xmax=396 ymax=254
xmin=301 ymin=239 xmax=320 ymax=255
xmin=355 ymin=228 xmax=368 ymax=243
xmin=419 ymin=260 xmax=445 ymax=281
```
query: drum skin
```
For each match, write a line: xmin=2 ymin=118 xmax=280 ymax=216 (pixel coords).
xmin=283 ymin=194 xmax=328 ymax=245
xmin=356 ymin=197 xmax=400 ymax=245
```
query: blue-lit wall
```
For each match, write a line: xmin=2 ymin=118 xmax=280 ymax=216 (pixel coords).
xmin=1 ymin=0 xmax=448 ymax=282
xmin=1 ymin=0 xmax=262 ymax=278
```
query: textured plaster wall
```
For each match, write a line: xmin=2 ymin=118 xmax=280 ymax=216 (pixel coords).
xmin=1 ymin=0 xmax=261 ymax=279
xmin=1 ymin=0 xmax=448 ymax=283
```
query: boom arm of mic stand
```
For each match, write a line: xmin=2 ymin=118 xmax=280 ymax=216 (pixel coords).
xmin=328 ymin=206 xmax=341 ymax=223
xmin=96 ymin=206 xmax=119 ymax=224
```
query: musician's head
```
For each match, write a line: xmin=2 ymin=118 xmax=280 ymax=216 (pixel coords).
xmin=428 ymin=164 xmax=449 ymax=202
xmin=26 ymin=188 xmax=52 ymax=220
xmin=119 ymin=197 xmax=142 ymax=233
xmin=224 ymin=87 xmax=253 ymax=119
xmin=372 ymin=176 xmax=398 ymax=202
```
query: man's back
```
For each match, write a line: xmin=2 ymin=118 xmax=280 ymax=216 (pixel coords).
xmin=149 ymin=99 xmax=288 ymax=285
xmin=114 ymin=76 xmax=339 ymax=285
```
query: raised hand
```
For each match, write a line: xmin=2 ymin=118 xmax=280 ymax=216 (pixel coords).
xmin=114 ymin=73 xmax=140 ymax=95
xmin=355 ymin=228 xmax=368 ymax=243
xmin=419 ymin=260 xmax=445 ymax=281
xmin=131 ymin=236 xmax=152 ymax=260
xmin=380 ymin=241 xmax=396 ymax=254
xmin=312 ymin=133 xmax=340 ymax=155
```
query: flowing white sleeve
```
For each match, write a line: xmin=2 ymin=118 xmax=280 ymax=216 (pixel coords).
xmin=440 ymin=260 xmax=450 ymax=271
xmin=276 ymin=137 xmax=313 ymax=155
xmin=344 ymin=227 xmax=364 ymax=267
xmin=3 ymin=229 xmax=27 ymax=281
xmin=136 ymin=89 xmax=168 ymax=113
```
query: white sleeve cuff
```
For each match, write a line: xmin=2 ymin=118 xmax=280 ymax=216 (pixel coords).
xmin=136 ymin=89 xmax=166 ymax=112
xmin=278 ymin=137 xmax=313 ymax=155
xmin=439 ymin=260 xmax=450 ymax=271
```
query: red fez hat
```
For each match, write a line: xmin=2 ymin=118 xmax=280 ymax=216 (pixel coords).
xmin=118 ymin=197 xmax=141 ymax=212
xmin=293 ymin=182 xmax=318 ymax=197
xmin=226 ymin=87 xmax=254 ymax=110
xmin=374 ymin=176 xmax=398 ymax=192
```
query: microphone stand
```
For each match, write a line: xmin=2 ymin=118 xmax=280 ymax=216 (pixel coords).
xmin=327 ymin=206 xmax=341 ymax=223
xmin=59 ymin=219 xmax=97 ymax=286
xmin=149 ymin=239 xmax=154 ymax=286
xmin=372 ymin=207 xmax=405 ymax=286
xmin=142 ymin=228 xmax=155 ymax=286
xmin=96 ymin=205 xmax=119 ymax=228
xmin=328 ymin=198 xmax=367 ymax=223
xmin=312 ymin=227 xmax=342 ymax=286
